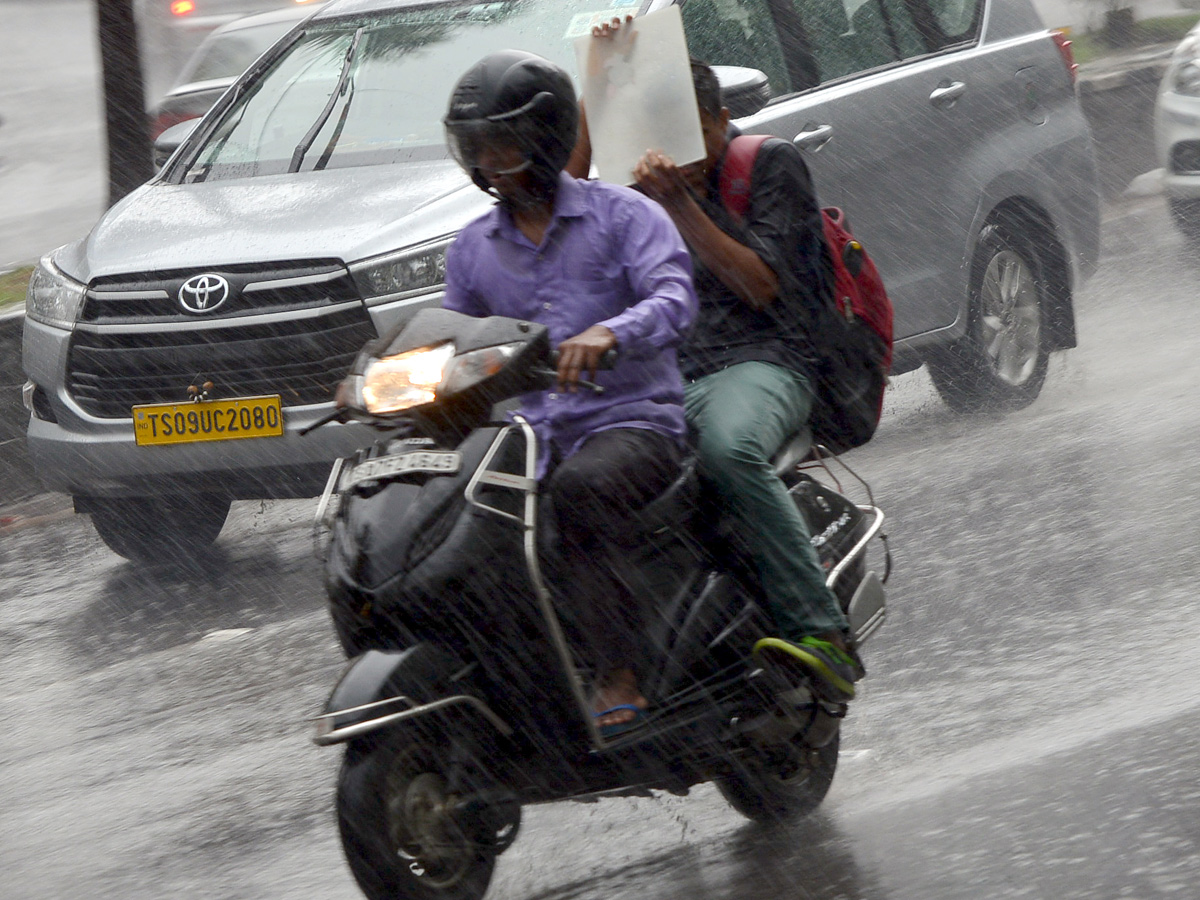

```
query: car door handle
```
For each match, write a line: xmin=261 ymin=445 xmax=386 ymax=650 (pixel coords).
xmin=792 ymin=124 xmax=833 ymax=151
xmin=929 ymin=81 xmax=966 ymax=108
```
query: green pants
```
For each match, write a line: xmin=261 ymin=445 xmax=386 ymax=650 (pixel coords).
xmin=685 ymin=361 xmax=849 ymax=640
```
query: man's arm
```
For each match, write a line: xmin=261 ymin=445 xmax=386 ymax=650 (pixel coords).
xmin=441 ymin=236 xmax=488 ymax=316
xmin=634 ymin=150 xmax=781 ymax=310
xmin=564 ymin=17 xmax=633 ymax=181
xmin=564 ymin=101 xmax=592 ymax=181
xmin=591 ymin=192 xmax=698 ymax=357
xmin=555 ymin=323 xmax=617 ymax=389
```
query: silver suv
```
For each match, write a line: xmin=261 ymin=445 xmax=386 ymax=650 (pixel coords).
xmin=23 ymin=0 xmax=1100 ymax=561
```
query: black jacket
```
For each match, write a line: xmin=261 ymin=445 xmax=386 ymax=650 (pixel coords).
xmin=679 ymin=137 xmax=831 ymax=382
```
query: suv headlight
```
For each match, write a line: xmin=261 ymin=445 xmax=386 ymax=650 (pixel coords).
xmin=351 ymin=239 xmax=452 ymax=305
xmin=1174 ymin=59 xmax=1200 ymax=96
xmin=26 ymin=255 xmax=86 ymax=329
xmin=1170 ymin=35 xmax=1200 ymax=96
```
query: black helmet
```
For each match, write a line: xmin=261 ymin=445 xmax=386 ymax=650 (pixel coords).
xmin=444 ymin=50 xmax=579 ymax=194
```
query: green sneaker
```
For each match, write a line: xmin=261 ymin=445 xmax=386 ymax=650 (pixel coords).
xmin=753 ymin=636 xmax=863 ymax=702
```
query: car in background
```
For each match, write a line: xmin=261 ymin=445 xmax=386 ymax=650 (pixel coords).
xmin=24 ymin=0 xmax=1099 ymax=562
xmin=1155 ymin=20 xmax=1200 ymax=242
xmin=148 ymin=5 xmax=325 ymax=141
xmin=135 ymin=0 xmax=323 ymax=100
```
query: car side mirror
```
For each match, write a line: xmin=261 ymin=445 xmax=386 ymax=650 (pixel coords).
xmin=713 ymin=66 xmax=770 ymax=119
xmin=153 ymin=119 xmax=200 ymax=170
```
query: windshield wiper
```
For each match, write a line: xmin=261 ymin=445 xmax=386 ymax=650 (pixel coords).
xmin=313 ymin=72 xmax=355 ymax=171
xmin=183 ymin=29 xmax=309 ymax=184
xmin=289 ymin=27 xmax=364 ymax=174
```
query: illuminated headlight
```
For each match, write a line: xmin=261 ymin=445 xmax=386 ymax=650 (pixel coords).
xmin=353 ymin=241 xmax=450 ymax=302
xmin=362 ymin=343 xmax=456 ymax=414
xmin=26 ymin=255 xmax=86 ymax=329
xmin=357 ymin=342 xmax=523 ymax=415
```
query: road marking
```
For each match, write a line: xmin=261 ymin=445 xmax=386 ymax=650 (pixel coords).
xmin=0 ymin=509 xmax=75 ymax=532
xmin=199 ymin=628 xmax=253 ymax=643
xmin=840 ymin=749 xmax=874 ymax=761
xmin=841 ymin=669 xmax=1200 ymax=815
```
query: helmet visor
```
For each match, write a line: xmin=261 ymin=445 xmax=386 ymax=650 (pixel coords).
xmin=445 ymin=118 xmax=535 ymax=179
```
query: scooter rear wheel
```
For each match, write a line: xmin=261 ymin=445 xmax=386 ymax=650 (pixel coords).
xmin=716 ymin=728 xmax=839 ymax=822
xmin=337 ymin=734 xmax=496 ymax=900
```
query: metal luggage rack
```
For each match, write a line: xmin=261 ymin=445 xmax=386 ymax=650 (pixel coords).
xmin=793 ymin=445 xmax=892 ymax=588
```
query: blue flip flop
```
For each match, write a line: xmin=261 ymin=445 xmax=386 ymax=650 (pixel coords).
xmin=595 ymin=703 xmax=647 ymax=738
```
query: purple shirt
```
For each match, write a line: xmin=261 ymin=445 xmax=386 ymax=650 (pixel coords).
xmin=443 ymin=173 xmax=697 ymax=474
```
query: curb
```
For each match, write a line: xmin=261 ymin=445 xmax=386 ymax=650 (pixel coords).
xmin=1079 ymin=63 xmax=1168 ymax=94
xmin=0 ymin=304 xmax=37 ymax=506
xmin=0 ymin=304 xmax=23 ymax=373
xmin=1077 ymin=45 xmax=1174 ymax=95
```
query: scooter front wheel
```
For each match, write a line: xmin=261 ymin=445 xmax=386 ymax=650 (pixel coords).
xmin=337 ymin=734 xmax=497 ymax=900
xmin=716 ymin=728 xmax=839 ymax=822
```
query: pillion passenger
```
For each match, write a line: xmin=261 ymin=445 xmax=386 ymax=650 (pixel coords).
xmin=568 ymin=46 xmax=865 ymax=703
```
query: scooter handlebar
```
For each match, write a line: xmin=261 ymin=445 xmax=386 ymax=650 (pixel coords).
xmin=539 ymin=347 xmax=617 ymax=394
xmin=298 ymin=406 xmax=346 ymax=436
xmin=546 ymin=348 xmax=618 ymax=370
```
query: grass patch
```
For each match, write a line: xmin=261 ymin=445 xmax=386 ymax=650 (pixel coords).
xmin=0 ymin=266 xmax=32 ymax=312
xmin=1137 ymin=13 xmax=1200 ymax=44
xmin=1070 ymin=13 xmax=1200 ymax=66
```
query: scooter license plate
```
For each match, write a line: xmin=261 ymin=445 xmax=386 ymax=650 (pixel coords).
xmin=341 ymin=450 xmax=461 ymax=489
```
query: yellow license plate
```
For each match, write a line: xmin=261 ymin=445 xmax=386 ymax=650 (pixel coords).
xmin=132 ymin=395 xmax=284 ymax=446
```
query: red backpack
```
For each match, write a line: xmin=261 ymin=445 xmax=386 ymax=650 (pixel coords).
xmin=719 ymin=134 xmax=894 ymax=453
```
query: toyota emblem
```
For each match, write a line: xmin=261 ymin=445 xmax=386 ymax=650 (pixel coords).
xmin=178 ymin=274 xmax=231 ymax=314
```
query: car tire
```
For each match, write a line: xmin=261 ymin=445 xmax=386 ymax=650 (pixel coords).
xmin=928 ymin=221 xmax=1050 ymax=412
xmin=1168 ymin=198 xmax=1200 ymax=244
xmin=84 ymin=494 xmax=231 ymax=562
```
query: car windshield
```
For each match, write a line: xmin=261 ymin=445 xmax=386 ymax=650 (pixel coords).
xmin=179 ymin=0 xmax=638 ymax=183
xmin=180 ymin=21 xmax=304 ymax=84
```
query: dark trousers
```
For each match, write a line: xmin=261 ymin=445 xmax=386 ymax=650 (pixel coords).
xmin=545 ymin=427 xmax=681 ymax=679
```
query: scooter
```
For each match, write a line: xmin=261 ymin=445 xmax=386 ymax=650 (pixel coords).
xmin=308 ymin=307 xmax=889 ymax=900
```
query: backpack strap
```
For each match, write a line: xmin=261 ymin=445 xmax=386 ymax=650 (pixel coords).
xmin=718 ymin=134 xmax=772 ymax=221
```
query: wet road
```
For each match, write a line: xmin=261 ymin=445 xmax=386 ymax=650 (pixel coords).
xmin=0 ymin=0 xmax=105 ymax=268
xmin=2 ymin=192 xmax=1199 ymax=899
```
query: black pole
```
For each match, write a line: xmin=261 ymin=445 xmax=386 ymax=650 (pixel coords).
xmin=96 ymin=0 xmax=153 ymax=208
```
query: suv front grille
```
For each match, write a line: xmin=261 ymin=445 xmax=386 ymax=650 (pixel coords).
xmin=82 ymin=259 xmax=357 ymax=323
xmin=68 ymin=305 xmax=375 ymax=418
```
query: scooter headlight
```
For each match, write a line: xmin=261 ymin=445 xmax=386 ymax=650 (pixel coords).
xmin=356 ymin=341 xmax=526 ymax=416
xmin=361 ymin=343 xmax=456 ymax=414
xmin=440 ymin=342 xmax=523 ymax=394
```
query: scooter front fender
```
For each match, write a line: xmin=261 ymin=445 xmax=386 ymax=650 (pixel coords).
xmin=313 ymin=643 xmax=510 ymax=746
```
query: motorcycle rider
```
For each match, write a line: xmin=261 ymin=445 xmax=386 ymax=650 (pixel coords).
xmin=441 ymin=51 xmax=698 ymax=734
xmin=569 ymin=43 xmax=864 ymax=702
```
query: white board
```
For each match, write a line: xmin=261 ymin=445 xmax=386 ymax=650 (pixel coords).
xmin=574 ymin=5 xmax=705 ymax=186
